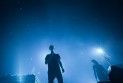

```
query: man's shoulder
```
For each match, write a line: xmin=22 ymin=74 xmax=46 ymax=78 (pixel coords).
xmin=54 ymin=53 xmax=61 ymax=59
xmin=46 ymin=53 xmax=60 ymax=57
xmin=47 ymin=53 xmax=59 ymax=55
xmin=46 ymin=54 xmax=50 ymax=58
xmin=54 ymin=53 xmax=59 ymax=55
xmin=53 ymin=53 xmax=60 ymax=57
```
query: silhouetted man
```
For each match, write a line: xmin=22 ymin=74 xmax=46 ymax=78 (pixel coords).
xmin=45 ymin=45 xmax=64 ymax=83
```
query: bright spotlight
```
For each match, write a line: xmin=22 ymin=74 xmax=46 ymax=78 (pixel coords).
xmin=96 ymin=48 xmax=104 ymax=55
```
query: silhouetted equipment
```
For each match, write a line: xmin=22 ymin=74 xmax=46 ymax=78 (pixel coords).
xmin=108 ymin=64 xmax=123 ymax=83
xmin=0 ymin=74 xmax=40 ymax=83
xmin=98 ymin=81 xmax=110 ymax=83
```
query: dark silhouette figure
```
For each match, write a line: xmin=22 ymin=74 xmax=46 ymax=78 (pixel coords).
xmin=45 ymin=45 xmax=64 ymax=83
xmin=91 ymin=59 xmax=109 ymax=83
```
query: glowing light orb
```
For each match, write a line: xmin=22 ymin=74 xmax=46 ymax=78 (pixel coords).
xmin=96 ymin=48 xmax=104 ymax=55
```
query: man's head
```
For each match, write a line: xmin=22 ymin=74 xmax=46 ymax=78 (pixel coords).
xmin=49 ymin=45 xmax=54 ymax=51
xmin=91 ymin=59 xmax=99 ymax=65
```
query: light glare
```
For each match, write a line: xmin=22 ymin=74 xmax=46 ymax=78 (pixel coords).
xmin=96 ymin=48 xmax=104 ymax=55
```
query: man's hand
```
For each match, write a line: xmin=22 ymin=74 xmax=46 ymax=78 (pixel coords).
xmin=62 ymin=68 xmax=65 ymax=73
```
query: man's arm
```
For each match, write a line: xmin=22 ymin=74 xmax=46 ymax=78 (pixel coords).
xmin=59 ymin=60 xmax=65 ymax=73
xmin=93 ymin=66 xmax=98 ymax=81
xmin=45 ymin=55 xmax=48 ymax=64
